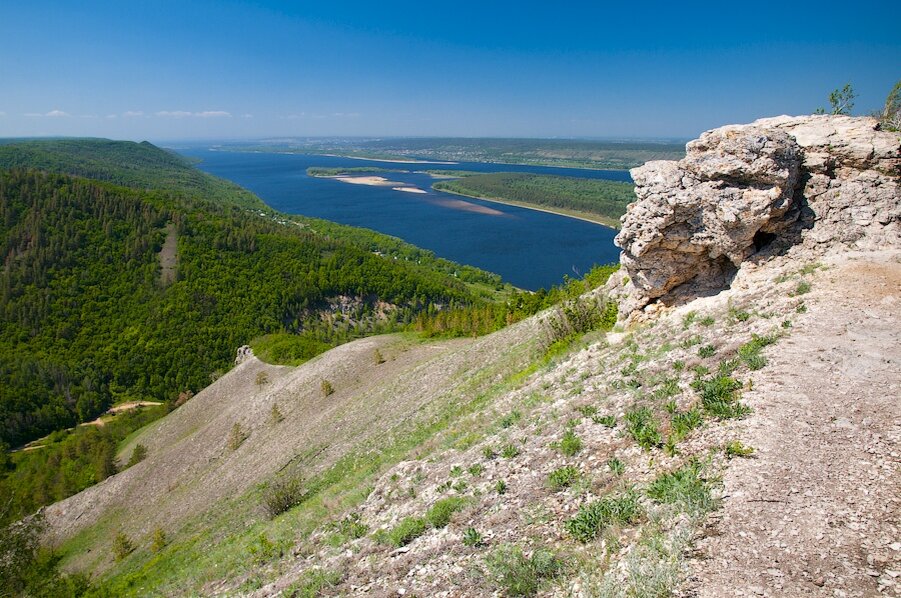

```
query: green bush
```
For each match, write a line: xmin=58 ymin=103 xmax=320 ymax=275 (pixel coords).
xmin=607 ymin=457 xmax=625 ymax=476
xmin=485 ymin=544 xmax=564 ymax=597
xmin=262 ymin=476 xmax=305 ymax=518
xmin=426 ymin=497 xmax=468 ymax=528
xmin=565 ymin=492 xmax=641 ymax=543
xmin=386 ymin=517 xmax=427 ymax=547
xmin=646 ymin=462 xmax=714 ymax=515
xmin=624 ymin=407 xmax=662 ymax=450
xmin=112 ymin=531 xmax=134 ymax=561
xmin=462 ymin=527 xmax=484 ymax=547
xmin=692 ymin=374 xmax=749 ymax=419
xmin=548 ymin=465 xmax=580 ymax=490
xmin=557 ymin=430 xmax=582 ymax=456
xmin=126 ymin=443 xmax=147 ymax=467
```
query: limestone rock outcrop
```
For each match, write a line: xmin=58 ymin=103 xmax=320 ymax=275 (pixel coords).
xmin=612 ymin=115 xmax=900 ymax=315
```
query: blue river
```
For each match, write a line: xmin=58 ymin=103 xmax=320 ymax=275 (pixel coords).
xmin=178 ymin=149 xmax=629 ymax=290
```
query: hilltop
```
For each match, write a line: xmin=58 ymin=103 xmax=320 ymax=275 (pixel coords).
xmin=8 ymin=116 xmax=901 ymax=597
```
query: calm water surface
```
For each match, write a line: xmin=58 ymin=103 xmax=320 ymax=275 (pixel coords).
xmin=179 ymin=149 xmax=629 ymax=290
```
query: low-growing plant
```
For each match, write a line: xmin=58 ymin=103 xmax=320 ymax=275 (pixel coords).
xmin=664 ymin=400 xmax=678 ymax=414
xmin=287 ymin=568 xmax=342 ymax=597
xmin=796 ymin=302 xmax=807 ymax=313
xmin=624 ymin=407 xmax=662 ymax=450
xmin=607 ymin=457 xmax=625 ymax=476
xmin=262 ymin=476 xmax=305 ymax=518
xmin=500 ymin=410 xmax=521 ymax=428
xmin=462 ymin=527 xmax=484 ymax=547
xmin=557 ymin=430 xmax=582 ymax=456
xmin=791 ymin=280 xmax=811 ymax=296
xmin=269 ymin=403 xmax=284 ymax=425
xmin=385 ymin=517 xmax=427 ymax=547
xmin=724 ymin=440 xmax=755 ymax=458
xmin=373 ymin=348 xmax=385 ymax=364
xmin=682 ymin=311 xmax=697 ymax=329
xmin=326 ymin=513 xmax=369 ymax=541
xmin=565 ymin=492 xmax=641 ymax=543
xmin=450 ymin=465 xmax=464 ymax=477
xmin=593 ymin=414 xmax=617 ymax=428
xmin=692 ymin=374 xmax=750 ymax=419
xmin=699 ymin=316 xmax=715 ymax=327
xmin=483 ymin=446 xmax=498 ymax=460
xmin=646 ymin=461 xmax=715 ymax=515
xmin=698 ymin=345 xmax=716 ymax=358
xmin=738 ymin=334 xmax=777 ymax=371
xmin=728 ymin=305 xmax=751 ymax=322
xmin=127 ymin=443 xmax=147 ymax=467
xmin=426 ymin=496 xmax=468 ymax=528
xmin=112 ymin=531 xmax=134 ymax=561
xmin=670 ymin=409 xmax=703 ymax=441
xmin=468 ymin=463 xmax=485 ymax=477
xmin=228 ymin=422 xmax=246 ymax=451
xmin=501 ymin=443 xmax=520 ymax=459
xmin=452 ymin=480 xmax=468 ymax=493
xmin=150 ymin=527 xmax=167 ymax=553
xmin=672 ymin=359 xmax=685 ymax=371
xmin=548 ymin=465 xmax=580 ymax=490
xmin=680 ymin=335 xmax=701 ymax=349
xmin=576 ymin=404 xmax=598 ymax=418
xmin=495 ymin=480 xmax=507 ymax=495
xmin=485 ymin=544 xmax=564 ymax=597
xmin=320 ymin=379 xmax=334 ymax=397
xmin=653 ymin=378 xmax=681 ymax=400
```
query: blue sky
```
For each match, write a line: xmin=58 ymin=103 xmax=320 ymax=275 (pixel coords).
xmin=1 ymin=0 xmax=898 ymax=140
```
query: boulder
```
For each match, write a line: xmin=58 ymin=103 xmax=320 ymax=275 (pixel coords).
xmin=612 ymin=115 xmax=900 ymax=315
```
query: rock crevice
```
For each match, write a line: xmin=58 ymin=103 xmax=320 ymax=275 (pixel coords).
xmin=611 ymin=115 xmax=900 ymax=315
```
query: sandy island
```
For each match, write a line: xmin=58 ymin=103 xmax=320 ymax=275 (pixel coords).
xmin=331 ymin=175 xmax=428 ymax=194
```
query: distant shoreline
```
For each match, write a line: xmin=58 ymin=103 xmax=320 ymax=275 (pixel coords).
xmin=326 ymin=154 xmax=458 ymax=165
xmin=433 ymin=185 xmax=621 ymax=229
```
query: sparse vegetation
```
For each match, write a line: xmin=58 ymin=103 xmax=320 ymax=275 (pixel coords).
xmin=501 ymin=443 xmax=520 ymax=459
xmin=228 ymin=422 xmax=247 ymax=450
xmin=738 ymin=333 xmax=777 ymax=370
xmin=150 ymin=528 xmax=168 ymax=552
xmin=321 ymin=380 xmax=335 ymax=397
xmin=646 ymin=462 xmax=715 ymax=515
xmin=462 ymin=527 xmax=484 ymax=547
xmin=607 ymin=457 xmax=625 ymax=476
xmin=698 ymin=345 xmax=716 ymax=358
xmin=112 ymin=531 xmax=135 ymax=561
xmin=548 ymin=465 xmax=580 ymax=489
xmin=725 ymin=440 xmax=755 ymax=459
xmin=126 ymin=443 xmax=147 ymax=467
xmin=557 ymin=430 xmax=583 ymax=456
xmin=485 ymin=544 xmax=564 ymax=597
xmin=426 ymin=496 xmax=468 ymax=528
xmin=565 ymin=492 xmax=642 ymax=543
xmin=624 ymin=407 xmax=663 ymax=450
xmin=693 ymin=373 xmax=750 ymax=419
xmin=385 ymin=516 xmax=428 ymax=547
xmin=269 ymin=403 xmax=284 ymax=425
xmin=593 ymin=414 xmax=617 ymax=428
xmin=262 ymin=476 xmax=305 ymax=518
xmin=373 ymin=349 xmax=385 ymax=364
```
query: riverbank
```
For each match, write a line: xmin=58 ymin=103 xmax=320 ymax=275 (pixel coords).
xmin=432 ymin=184 xmax=621 ymax=229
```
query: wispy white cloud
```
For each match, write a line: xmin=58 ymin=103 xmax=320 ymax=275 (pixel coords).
xmin=156 ymin=110 xmax=193 ymax=118
xmin=241 ymin=113 xmax=253 ymax=119
xmin=123 ymin=110 xmax=144 ymax=117
xmin=196 ymin=110 xmax=231 ymax=118
xmin=24 ymin=110 xmax=71 ymax=117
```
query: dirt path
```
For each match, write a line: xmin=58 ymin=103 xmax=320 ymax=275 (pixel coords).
xmin=688 ymin=252 xmax=901 ymax=597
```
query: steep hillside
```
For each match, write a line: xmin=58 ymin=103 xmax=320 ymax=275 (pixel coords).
xmin=0 ymin=139 xmax=516 ymax=526
xmin=29 ymin=116 xmax=901 ymax=596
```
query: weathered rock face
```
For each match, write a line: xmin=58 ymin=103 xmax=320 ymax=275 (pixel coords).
xmin=612 ymin=115 xmax=900 ymax=314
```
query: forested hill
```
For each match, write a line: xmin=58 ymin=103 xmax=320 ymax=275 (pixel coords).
xmin=0 ymin=140 xmax=504 ymax=449
xmin=0 ymin=138 xmax=265 ymax=210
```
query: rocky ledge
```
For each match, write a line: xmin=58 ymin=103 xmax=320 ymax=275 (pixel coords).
xmin=610 ymin=115 xmax=900 ymax=315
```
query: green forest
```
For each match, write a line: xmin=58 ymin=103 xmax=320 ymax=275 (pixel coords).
xmin=433 ymin=172 xmax=635 ymax=227
xmin=0 ymin=140 xmax=506 ymax=451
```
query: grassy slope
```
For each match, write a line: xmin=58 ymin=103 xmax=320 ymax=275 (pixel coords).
xmin=47 ymin=321 xmax=543 ymax=594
